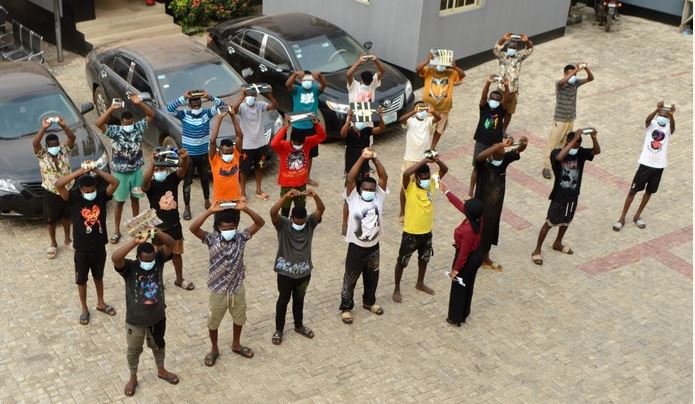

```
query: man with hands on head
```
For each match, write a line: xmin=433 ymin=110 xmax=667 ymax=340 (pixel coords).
xmin=33 ymin=115 xmax=76 ymax=259
xmin=493 ymin=32 xmax=533 ymax=130
xmin=96 ymin=93 xmax=155 ymax=244
xmin=189 ymin=199 xmax=265 ymax=366
xmin=269 ymin=188 xmax=324 ymax=344
xmin=56 ymin=163 xmax=120 ymax=325
xmin=346 ymin=52 xmax=385 ymax=103
xmin=111 ymin=227 xmax=180 ymax=397
xmin=209 ymin=110 xmax=244 ymax=204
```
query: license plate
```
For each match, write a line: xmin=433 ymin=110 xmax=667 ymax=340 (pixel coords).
xmin=608 ymin=3 xmax=616 ymax=7
xmin=384 ymin=111 xmax=397 ymax=124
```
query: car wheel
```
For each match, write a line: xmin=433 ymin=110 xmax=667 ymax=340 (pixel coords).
xmin=161 ymin=135 xmax=179 ymax=148
xmin=93 ymin=86 xmax=109 ymax=116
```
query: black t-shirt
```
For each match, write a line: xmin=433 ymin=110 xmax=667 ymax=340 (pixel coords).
xmin=68 ymin=187 xmax=111 ymax=251
xmin=116 ymin=251 xmax=171 ymax=326
xmin=473 ymin=104 xmax=507 ymax=145
xmin=474 ymin=150 xmax=519 ymax=200
xmin=549 ymin=147 xmax=594 ymax=202
xmin=145 ymin=172 xmax=181 ymax=232
xmin=344 ymin=127 xmax=373 ymax=173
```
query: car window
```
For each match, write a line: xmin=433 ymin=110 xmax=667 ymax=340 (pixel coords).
xmin=230 ymin=31 xmax=244 ymax=45
xmin=264 ymin=36 xmax=291 ymax=67
xmin=290 ymin=33 xmax=364 ymax=73
xmin=131 ymin=64 xmax=152 ymax=95
xmin=157 ymin=61 xmax=244 ymax=102
xmin=241 ymin=30 xmax=263 ymax=55
xmin=0 ymin=90 xmax=81 ymax=139
xmin=111 ymin=55 xmax=132 ymax=81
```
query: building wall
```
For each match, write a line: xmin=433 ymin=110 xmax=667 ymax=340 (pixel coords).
xmin=621 ymin=0 xmax=684 ymax=17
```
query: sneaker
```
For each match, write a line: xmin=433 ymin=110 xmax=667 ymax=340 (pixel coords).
xmin=183 ymin=205 xmax=192 ymax=221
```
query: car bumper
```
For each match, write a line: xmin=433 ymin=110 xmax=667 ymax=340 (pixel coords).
xmin=0 ymin=189 xmax=44 ymax=218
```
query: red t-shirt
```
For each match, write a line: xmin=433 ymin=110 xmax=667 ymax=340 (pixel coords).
xmin=270 ymin=124 xmax=326 ymax=187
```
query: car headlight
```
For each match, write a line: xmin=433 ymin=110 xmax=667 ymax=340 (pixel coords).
xmin=405 ymin=80 xmax=413 ymax=100
xmin=273 ymin=114 xmax=283 ymax=134
xmin=326 ymin=100 xmax=350 ymax=114
xmin=95 ymin=150 xmax=109 ymax=170
xmin=0 ymin=179 xmax=20 ymax=194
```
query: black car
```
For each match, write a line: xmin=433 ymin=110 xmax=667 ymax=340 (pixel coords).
xmin=0 ymin=62 xmax=107 ymax=218
xmin=207 ymin=12 xmax=415 ymax=137
xmin=85 ymin=35 xmax=283 ymax=149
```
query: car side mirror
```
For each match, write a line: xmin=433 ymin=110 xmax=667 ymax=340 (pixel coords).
xmin=80 ymin=102 xmax=94 ymax=115
xmin=241 ymin=68 xmax=254 ymax=78
xmin=276 ymin=63 xmax=290 ymax=73
xmin=363 ymin=41 xmax=373 ymax=51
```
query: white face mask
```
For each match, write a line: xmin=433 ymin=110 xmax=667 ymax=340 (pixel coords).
xmin=139 ymin=259 xmax=156 ymax=271
xmin=435 ymin=65 xmax=446 ymax=73
xmin=245 ymin=96 xmax=256 ymax=107
xmin=292 ymin=144 xmax=303 ymax=150
xmin=220 ymin=229 xmax=237 ymax=241
xmin=191 ymin=108 xmax=203 ymax=115
xmin=361 ymin=190 xmax=376 ymax=202
xmin=568 ymin=148 xmax=579 ymax=156
xmin=153 ymin=171 xmax=168 ymax=182
xmin=301 ymin=80 xmax=313 ymax=90
xmin=506 ymin=48 xmax=517 ymax=57
xmin=354 ymin=121 xmax=368 ymax=131
xmin=360 ymin=83 xmax=371 ymax=92
xmin=416 ymin=111 xmax=428 ymax=120
xmin=82 ymin=191 xmax=97 ymax=201
xmin=221 ymin=154 xmax=234 ymax=163
xmin=47 ymin=146 xmax=61 ymax=156
xmin=122 ymin=124 xmax=135 ymax=133
xmin=488 ymin=99 xmax=500 ymax=109
xmin=291 ymin=222 xmax=306 ymax=231
xmin=656 ymin=116 xmax=669 ymax=127
xmin=568 ymin=75 xmax=577 ymax=85
xmin=490 ymin=158 xmax=503 ymax=167
xmin=418 ymin=179 xmax=431 ymax=189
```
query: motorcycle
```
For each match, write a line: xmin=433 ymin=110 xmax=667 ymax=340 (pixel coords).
xmin=595 ymin=0 xmax=622 ymax=32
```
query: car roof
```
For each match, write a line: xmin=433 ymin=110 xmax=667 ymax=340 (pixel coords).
xmin=0 ymin=62 xmax=61 ymax=98
xmin=95 ymin=35 xmax=222 ymax=71
xmin=233 ymin=13 xmax=344 ymax=42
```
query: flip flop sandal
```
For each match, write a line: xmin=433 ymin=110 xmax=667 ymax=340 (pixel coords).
xmin=483 ymin=262 xmax=503 ymax=272
xmin=531 ymin=254 xmax=543 ymax=266
xmin=110 ymin=234 xmax=122 ymax=244
xmin=294 ymin=326 xmax=314 ymax=339
xmin=204 ymin=352 xmax=219 ymax=367
xmin=157 ymin=372 xmax=179 ymax=385
xmin=124 ymin=381 xmax=138 ymax=397
xmin=363 ymin=304 xmax=384 ymax=315
xmin=174 ymin=280 xmax=195 ymax=290
xmin=634 ymin=219 xmax=646 ymax=229
xmin=341 ymin=311 xmax=353 ymax=324
xmin=232 ymin=346 xmax=254 ymax=359
xmin=255 ymin=192 xmax=270 ymax=201
xmin=64 ymin=241 xmax=74 ymax=251
xmin=554 ymin=245 xmax=574 ymax=255
xmin=96 ymin=304 xmax=117 ymax=316
xmin=612 ymin=221 xmax=624 ymax=232
xmin=79 ymin=312 xmax=90 ymax=325
xmin=272 ymin=330 xmax=283 ymax=345
xmin=46 ymin=246 xmax=57 ymax=259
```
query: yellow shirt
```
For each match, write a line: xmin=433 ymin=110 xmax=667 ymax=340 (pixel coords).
xmin=403 ymin=180 xmax=435 ymax=234
xmin=421 ymin=66 xmax=460 ymax=113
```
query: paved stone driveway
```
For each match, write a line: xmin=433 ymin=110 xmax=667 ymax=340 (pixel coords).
xmin=1 ymin=9 xmax=692 ymax=403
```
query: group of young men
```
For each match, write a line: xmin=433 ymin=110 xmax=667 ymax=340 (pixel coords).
xmin=31 ymin=31 xmax=676 ymax=396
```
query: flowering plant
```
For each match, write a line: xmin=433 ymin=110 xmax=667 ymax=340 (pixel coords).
xmin=169 ymin=0 xmax=250 ymax=30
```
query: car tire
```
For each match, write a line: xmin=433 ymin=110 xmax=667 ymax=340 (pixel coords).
xmin=93 ymin=86 xmax=109 ymax=116
xmin=161 ymin=135 xmax=179 ymax=148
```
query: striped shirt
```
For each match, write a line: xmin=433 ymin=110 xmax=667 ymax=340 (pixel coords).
xmin=167 ymin=96 xmax=224 ymax=156
xmin=554 ymin=79 xmax=586 ymax=122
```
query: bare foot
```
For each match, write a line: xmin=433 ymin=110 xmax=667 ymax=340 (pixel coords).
xmin=415 ymin=283 xmax=435 ymax=295
xmin=124 ymin=377 xmax=138 ymax=396
xmin=392 ymin=289 xmax=402 ymax=303
xmin=157 ymin=369 xmax=179 ymax=385
xmin=307 ymin=178 xmax=319 ymax=187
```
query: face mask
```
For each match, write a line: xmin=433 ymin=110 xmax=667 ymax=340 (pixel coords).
xmin=435 ymin=65 xmax=446 ymax=73
xmin=360 ymin=83 xmax=371 ymax=92
xmin=568 ymin=75 xmax=577 ymax=85
xmin=191 ymin=108 xmax=203 ymax=115
xmin=418 ymin=179 xmax=431 ymax=189
xmin=656 ymin=116 xmax=669 ymax=127
xmin=245 ymin=96 xmax=256 ymax=107
xmin=139 ymin=259 xmax=156 ymax=271
xmin=122 ymin=124 xmax=134 ymax=133
xmin=47 ymin=146 xmax=61 ymax=156
xmin=416 ymin=111 xmax=428 ymax=120
xmin=490 ymin=158 xmax=503 ymax=167
xmin=361 ymin=190 xmax=376 ymax=202
xmin=221 ymin=154 xmax=234 ymax=163
xmin=301 ymin=80 xmax=313 ymax=90
xmin=354 ymin=121 xmax=368 ymax=131
xmin=220 ymin=229 xmax=236 ymax=241
xmin=488 ymin=99 xmax=500 ymax=109
xmin=506 ymin=48 xmax=517 ymax=57
xmin=568 ymin=148 xmax=579 ymax=156
xmin=82 ymin=191 xmax=97 ymax=201
xmin=292 ymin=144 xmax=303 ymax=150
xmin=291 ymin=222 xmax=306 ymax=231
xmin=153 ymin=171 xmax=168 ymax=182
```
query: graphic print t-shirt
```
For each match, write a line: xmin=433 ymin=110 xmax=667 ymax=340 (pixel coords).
xmin=274 ymin=214 xmax=319 ymax=279
xmin=210 ymin=150 xmax=241 ymax=202
xmin=145 ymin=172 xmax=181 ymax=232
xmin=473 ymin=104 xmax=506 ymax=145
xmin=117 ymin=251 xmax=171 ymax=326
xmin=549 ymin=147 xmax=594 ymax=202
xmin=638 ymin=119 xmax=672 ymax=169
xmin=421 ymin=66 xmax=460 ymax=113
xmin=291 ymin=83 xmax=320 ymax=130
xmin=345 ymin=185 xmax=388 ymax=248
xmin=69 ymin=188 xmax=110 ymax=251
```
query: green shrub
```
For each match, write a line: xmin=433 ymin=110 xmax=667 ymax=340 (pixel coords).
xmin=169 ymin=0 xmax=251 ymax=30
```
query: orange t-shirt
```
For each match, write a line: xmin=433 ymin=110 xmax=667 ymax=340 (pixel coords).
xmin=210 ymin=149 xmax=241 ymax=202
xmin=421 ymin=66 xmax=460 ymax=113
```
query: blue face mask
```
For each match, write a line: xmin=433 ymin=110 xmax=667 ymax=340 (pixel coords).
xmin=435 ymin=65 xmax=447 ymax=73
xmin=139 ymin=259 xmax=156 ymax=271
xmin=568 ymin=75 xmax=577 ymax=85
xmin=301 ymin=80 xmax=313 ymax=90
xmin=656 ymin=116 xmax=669 ymax=127
xmin=416 ymin=111 xmax=428 ymax=120
xmin=506 ymin=48 xmax=517 ymax=57
xmin=488 ymin=99 xmax=501 ymax=109
xmin=47 ymin=146 xmax=61 ymax=156
xmin=361 ymin=190 xmax=376 ymax=202
xmin=490 ymin=158 xmax=503 ymax=167
xmin=568 ymin=148 xmax=579 ymax=156
xmin=220 ymin=229 xmax=236 ymax=241
xmin=418 ymin=179 xmax=431 ymax=189
xmin=153 ymin=171 xmax=168 ymax=182
xmin=82 ymin=191 xmax=97 ymax=201
xmin=354 ymin=121 xmax=368 ymax=131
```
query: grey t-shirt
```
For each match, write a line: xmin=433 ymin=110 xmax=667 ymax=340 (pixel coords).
xmin=238 ymin=101 xmax=269 ymax=150
xmin=553 ymin=79 xmax=587 ymax=122
xmin=273 ymin=214 xmax=319 ymax=278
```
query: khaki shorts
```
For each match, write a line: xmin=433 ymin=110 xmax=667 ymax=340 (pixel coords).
xmin=544 ymin=120 xmax=574 ymax=169
xmin=434 ymin=111 xmax=449 ymax=134
xmin=506 ymin=92 xmax=519 ymax=114
xmin=207 ymin=286 xmax=247 ymax=329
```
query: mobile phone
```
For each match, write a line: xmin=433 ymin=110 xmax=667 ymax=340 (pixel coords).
xmin=361 ymin=54 xmax=376 ymax=61
xmin=216 ymin=105 xmax=231 ymax=114
xmin=510 ymin=34 xmax=522 ymax=40
xmin=219 ymin=200 xmax=238 ymax=209
xmin=578 ymin=63 xmax=588 ymax=69
xmin=46 ymin=116 xmax=60 ymax=123
xmin=189 ymin=90 xmax=205 ymax=98
xmin=112 ymin=98 xmax=124 ymax=108
xmin=416 ymin=104 xmax=430 ymax=112
xmin=582 ymin=128 xmax=597 ymax=135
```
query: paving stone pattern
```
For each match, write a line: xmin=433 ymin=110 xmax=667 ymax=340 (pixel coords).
xmin=0 ymin=8 xmax=692 ymax=403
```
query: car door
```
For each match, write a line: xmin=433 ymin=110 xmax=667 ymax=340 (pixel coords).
xmin=222 ymin=30 xmax=247 ymax=73
xmin=99 ymin=54 xmax=132 ymax=112
xmin=129 ymin=62 xmax=161 ymax=146
xmin=234 ymin=29 xmax=265 ymax=83
xmin=260 ymin=34 xmax=294 ymax=112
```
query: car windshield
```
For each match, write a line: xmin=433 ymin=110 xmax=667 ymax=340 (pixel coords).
xmin=0 ymin=91 xmax=81 ymax=139
xmin=290 ymin=33 xmax=364 ymax=73
xmin=156 ymin=61 xmax=244 ymax=101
